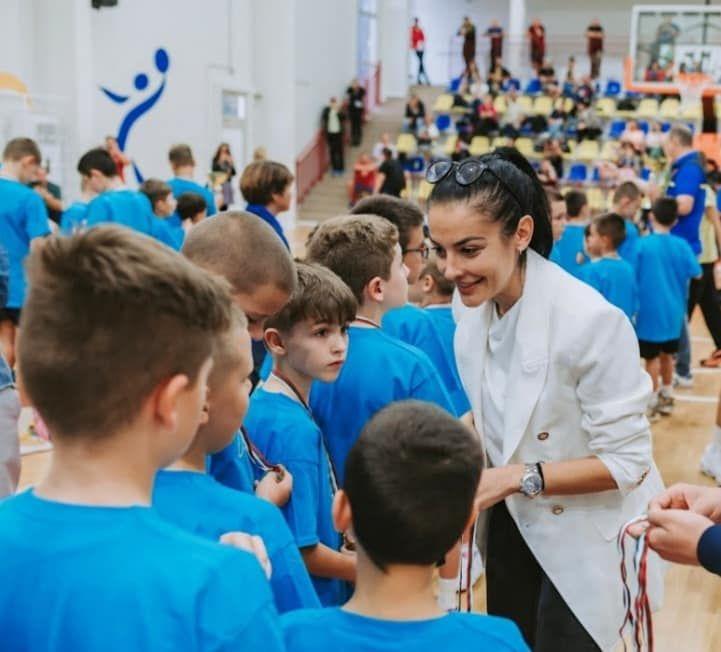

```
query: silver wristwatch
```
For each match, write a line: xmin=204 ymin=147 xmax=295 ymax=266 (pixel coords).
xmin=520 ymin=463 xmax=544 ymax=498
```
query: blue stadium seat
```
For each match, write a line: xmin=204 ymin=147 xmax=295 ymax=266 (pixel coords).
xmin=609 ymin=120 xmax=626 ymax=139
xmin=590 ymin=166 xmax=600 ymax=183
xmin=435 ymin=114 xmax=452 ymax=132
xmin=506 ymin=78 xmax=521 ymax=91
xmin=403 ymin=156 xmax=425 ymax=174
xmin=640 ymin=168 xmax=651 ymax=181
xmin=604 ymin=80 xmax=622 ymax=97
xmin=525 ymin=78 xmax=542 ymax=95
xmin=661 ymin=122 xmax=671 ymax=132
xmin=448 ymin=77 xmax=461 ymax=93
xmin=637 ymin=120 xmax=649 ymax=134
xmin=568 ymin=163 xmax=588 ymax=183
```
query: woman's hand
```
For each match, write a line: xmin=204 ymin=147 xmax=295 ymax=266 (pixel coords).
xmin=475 ymin=465 xmax=524 ymax=511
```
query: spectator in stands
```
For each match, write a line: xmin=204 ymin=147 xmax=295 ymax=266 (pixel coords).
xmin=527 ymin=19 xmax=546 ymax=72
xmin=487 ymin=56 xmax=511 ymax=95
xmin=586 ymin=19 xmax=604 ymax=79
xmin=485 ymin=20 xmax=504 ymax=63
xmin=458 ymin=17 xmax=477 ymax=78
xmin=410 ymin=18 xmax=430 ymax=85
xmin=211 ymin=143 xmax=236 ymax=210
xmin=459 ymin=61 xmax=485 ymax=97
xmin=346 ymin=79 xmax=366 ymax=147
xmin=538 ymin=59 xmax=557 ymax=89
xmin=537 ymin=158 xmax=559 ymax=189
xmin=621 ymin=120 xmax=646 ymax=154
xmin=417 ymin=115 xmax=440 ymax=148
xmin=104 ymin=136 xmax=130 ymax=183
xmin=646 ymin=121 xmax=664 ymax=159
xmin=374 ymin=148 xmax=406 ymax=198
xmin=473 ymin=94 xmax=499 ymax=136
xmin=348 ymin=152 xmax=376 ymax=207
xmin=547 ymin=85 xmax=573 ymax=138
xmin=30 ymin=165 xmax=63 ymax=226
xmin=405 ymin=93 xmax=426 ymax=132
xmin=617 ymin=142 xmax=643 ymax=177
xmin=575 ymin=75 xmax=595 ymax=105
xmin=543 ymin=138 xmax=564 ymax=179
xmin=372 ymin=133 xmax=396 ymax=163
xmin=576 ymin=102 xmax=602 ymax=141
xmin=321 ymin=97 xmax=345 ymax=176
xmin=645 ymin=60 xmax=667 ymax=82
xmin=501 ymin=89 xmax=524 ymax=138
xmin=565 ymin=56 xmax=577 ymax=87
xmin=451 ymin=138 xmax=470 ymax=162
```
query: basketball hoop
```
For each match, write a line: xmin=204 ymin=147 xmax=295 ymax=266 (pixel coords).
xmin=677 ymin=72 xmax=711 ymax=110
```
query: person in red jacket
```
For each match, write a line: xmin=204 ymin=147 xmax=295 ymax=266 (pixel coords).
xmin=410 ymin=18 xmax=430 ymax=85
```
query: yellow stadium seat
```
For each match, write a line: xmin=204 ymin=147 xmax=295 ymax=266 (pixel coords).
xmin=681 ymin=102 xmax=702 ymax=120
xmin=575 ymin=140 xmax=600 ymax=161
xmin=432 ymin=94 xmax=454 ymax=113
xmin=600 ymin=140 xmax=619 ymax=161
xmin=417 ymin=180 xmax=433 ymax=201
xmin=469 ymin=136 xmax=490 ymax=156
xmin=515 ymin=137 xmax=536 ymax=158
xmin=493 ymin=95 xmax=507 ymax=114
xmin=563 ymin=97 xmax=575 ymax=113
xmin=517 ymin=96 xmax=533 ymax=113
xmin=659 ymin=97 xmax=680 ymax=119
xmin=396 ymin=134 xmax=417 ymax=154
xmin=636 ymin=98 xmax=659 ymax=118
xmin=562 ymin=140 xmax=576 ymax=160
xmin=443 ymin=134 xmax=458 ymax=156
xmin=586 ymin=186 xmax=605 ymax=210
xmin=491 ymin=136 xmax=511 ymax=149
xmin=595 ymin=98 xmax=616 ymax=118
xmin=533 ymin=96 xmax=553 ymax=116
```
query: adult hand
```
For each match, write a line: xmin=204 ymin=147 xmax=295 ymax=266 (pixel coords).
xmin=255 ymin=465 xmax=293 ymax=507
xmin=644 ymin=508 xmax=713 ymax=566
xmin=475 ymin=465 xmax=523 ymax=511
xmin=219 ymin=532 xmax=272 ymax=578
xmin=650 ymin=483 xmax=721 ymax=522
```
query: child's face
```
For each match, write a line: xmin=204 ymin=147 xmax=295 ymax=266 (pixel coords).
xmin=282 ymin=319 xmax=349 ymax=383
xmin=550 ymin=200 xmax=567 ymax=242
xmin=203 ymin=327 xmax=254 ymax=453
xmin=272 ymin=183 xmax=293 ymax=213
xmin=616 ymin=196 xmax=641 ymax=220
xmin=381 ymin=244 xmax=410 ymax=310
xmin=233 ymin=283 xmax=291 ymax=340
xmin=155 ymin=194 xmax=177 ymax=218
xmin=402 ymin=225 xmax=427 ymax=285
xmin=585 ymin=223 xmax=603 ymax=257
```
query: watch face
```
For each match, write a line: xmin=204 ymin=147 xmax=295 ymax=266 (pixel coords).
xmin=522 ymin=473 xmax=543 ymax=496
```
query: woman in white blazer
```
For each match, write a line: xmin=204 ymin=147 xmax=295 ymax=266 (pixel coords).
xmin=425 ymin=149 xmax=664 ymax=652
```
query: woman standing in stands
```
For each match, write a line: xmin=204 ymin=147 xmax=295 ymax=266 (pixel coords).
xmin=212 ymin=143 xmax=236 ymax=210
xmin=458 ymin=16 xmax=477 ymax=78
xmin=346 ymin=79 xmax=366 ymax=147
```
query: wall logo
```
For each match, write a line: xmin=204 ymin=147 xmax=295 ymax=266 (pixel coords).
xmin=100 ymin=47 xmax=170 ymax=182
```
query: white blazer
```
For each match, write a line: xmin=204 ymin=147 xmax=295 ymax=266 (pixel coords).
xmin=454 ymin=249 xmax=665 ymax=652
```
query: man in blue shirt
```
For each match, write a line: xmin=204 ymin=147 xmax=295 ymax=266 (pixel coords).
xmin=663 ymin=125 xmax=705 ymax=386
xmin=167 ymin=144 xmax=217 ymax=218
xmin=240 ymin=160 xmax=294 ymax=249
xmin=0 ymin=137 xmax=51 ymax=367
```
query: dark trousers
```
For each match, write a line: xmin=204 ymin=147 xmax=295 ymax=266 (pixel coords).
xmin=590 ymin=51 xmax=602 ymax=79
xmin=415 ymin=50 xmax=429 ymax=84
xmin=349 ymin=112 xmax=363 ymax=146
xmin=327 ymin=133 xmax=344 ymax=172
xmin=689 ymin=263 xmax=721 ymax=349
xmin=486 ymin=500 xmax=600 ymax=652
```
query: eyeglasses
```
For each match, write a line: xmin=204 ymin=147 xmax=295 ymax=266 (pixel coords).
xmin=404 ymin=243 xmax=429 ymax=259
xmin=425 ymin=158 xmax=523 ymax=210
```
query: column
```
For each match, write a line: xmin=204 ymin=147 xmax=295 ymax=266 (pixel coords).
xmin=507 ymin=0 xmax=526 ymax=78
xmin=379 ymin=0 xmax=410 ymax=100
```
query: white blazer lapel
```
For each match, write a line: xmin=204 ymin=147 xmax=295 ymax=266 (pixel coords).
xmin=502 ymin=251 xmax=552 ymax=463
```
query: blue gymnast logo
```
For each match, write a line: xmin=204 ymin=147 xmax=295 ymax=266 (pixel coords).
xmin=100 ymin=47 xmax=170 ymax=182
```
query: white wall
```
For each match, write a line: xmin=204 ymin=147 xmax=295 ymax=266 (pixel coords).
xmin=379 ymin=0 xmax=410 ymax=99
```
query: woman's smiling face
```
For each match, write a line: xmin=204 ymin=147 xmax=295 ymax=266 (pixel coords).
xmin=428 ymin=201 xmax=533 ymax=308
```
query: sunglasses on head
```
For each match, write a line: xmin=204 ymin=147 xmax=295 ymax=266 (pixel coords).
xmin=425 ymin=158 xmax=524 ymax=210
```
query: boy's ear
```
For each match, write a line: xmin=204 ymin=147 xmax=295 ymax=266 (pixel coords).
xmin=264 ymin=328 xmax=286 ymax=357
xmin=152 ymin=373 xmax=191 ymax=432
xmin=421 ymin=273 xmax=434 ymax=294
xmin=364 ymin=276 xmax=385 ymax=304
xmin=332 ymin=489 xmax=353 ymax=533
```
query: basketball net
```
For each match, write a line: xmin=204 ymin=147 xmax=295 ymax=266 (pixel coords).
xmin=677 ymin=72 xmax=711 ymax=110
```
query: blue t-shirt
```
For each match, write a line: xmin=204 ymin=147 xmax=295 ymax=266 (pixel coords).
xmin=60 ymin=201 xmax=88 ymax=235
xmin=309 ymin=326 xmax=454 ymax=483
xmin=281 ymin=608 xmax=529 ymax=652
xmin=167 ymin=177 xmax=217 ymax=216
xmin=0 ymin=178 xmax=50 ymax=308
xmin=422 ymin=304 xmax=471 ymax=415
xmin=164 ymin=212 xmax=186 ymax=249
xmin=635 ymin=233 xmax=701 ymax=342
xmin=246 ymin=204 xmax=290 ymax=250
xmin=244 ymin=388 xmax=344 ymax=607
xmin=549 ymin=222 xmax=588 ymax=279
xmin=85 ymin=189 xmax=179 ymax=250
xmin=382 ymin=303 xmax=467 ymax=416
xmin=618 ymin=220 xmax=640 ymax=267
xmin=580 ymin=256 xmax=637 ymax=322
xmin=153 ymin=469 xmax=320 ymax=613
xmin=0 ymin=489 xmax=283 ymax=652
xmin=668 ymin=151 xmax=706 ymax=255
xmin=208 ymin=430 xmax=258 ymax=495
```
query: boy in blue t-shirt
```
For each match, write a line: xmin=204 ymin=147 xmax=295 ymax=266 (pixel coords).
xmin=281 ymin=401 xmax=528 ymax=652
xmin=167 ymin=144 xmax=217 ymax=217
xmin=245 ymin=262 xmax=358 ymax=606
xmin=60 ymin=176 xmax=96 ymax=236
xmin=78 ymin=148 xmax=178 ymax=249
xmin=0 ymin=226 xmax=282 ymax=651
xmin=182 ymin=212 xmax=296 ymax=503
xmin=636 ymin=197 xmax=702 ymax=420
xmin=581 ymin=212 xmax=638 ymax=322
xmin=0 ymin=138 xmax=51 ymax=367
xmin=174 ymin=191 xmax=208 ymax=247
xmin=305 ymin=214 xmax=454 ymax=482
xmin=549 ymin=189 xmax=589 ymax=278
xmin=611 ymin=181 xmax=643 ymax=266
xmin=153 ymin=304 xmax=320 ymax=613
xmin=351 ymin=195 xmax=467 ymax=416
